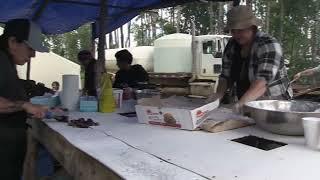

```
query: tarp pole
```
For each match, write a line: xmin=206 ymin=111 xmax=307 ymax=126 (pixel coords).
xmin=91 ymin=23 xmax=96 ymax=58
xmin=26 ymin=62 xmax=31 ymax=80
xmin=96 ymin=0 xmax=107 ymax=88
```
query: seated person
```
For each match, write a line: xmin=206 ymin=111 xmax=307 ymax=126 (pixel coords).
xmin=113 ymin=49 xmax=149 ymax=89
xmin=51 ymin=81 xmax=60 ymax=92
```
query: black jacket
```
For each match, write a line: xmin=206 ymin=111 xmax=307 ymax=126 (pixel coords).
xmin=113 ymin=64 xmax=149 ymax=88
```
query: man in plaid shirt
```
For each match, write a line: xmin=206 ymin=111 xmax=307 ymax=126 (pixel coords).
xmin=209 ymin=5 xmax=293 ymax=111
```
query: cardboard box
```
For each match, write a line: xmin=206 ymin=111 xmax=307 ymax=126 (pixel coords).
xmin=135 ymin=99 xmax=219 ymax=130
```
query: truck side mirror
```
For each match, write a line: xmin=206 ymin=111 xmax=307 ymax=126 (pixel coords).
xmin=213 ymin=51 xmax=223 ymax=58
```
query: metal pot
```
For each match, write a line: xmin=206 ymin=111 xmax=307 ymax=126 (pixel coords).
xmin=244 ymin=100 xmax=320 ymax=136
xmin=134 ymin=89 xmax=161 ymax=100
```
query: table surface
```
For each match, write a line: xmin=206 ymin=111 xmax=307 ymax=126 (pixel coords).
xmin=40 ymin=112 xmax=320 ymax=180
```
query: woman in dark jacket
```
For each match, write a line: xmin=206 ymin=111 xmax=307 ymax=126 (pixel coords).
xmin=0 ymin=19 xmax=48 ymax=180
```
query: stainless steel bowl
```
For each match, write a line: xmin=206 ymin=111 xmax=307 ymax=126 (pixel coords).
xmin=134 ymin=89 xmax=161 ymax=100
xmin=244 ymin=100 xmax=320 ymax=136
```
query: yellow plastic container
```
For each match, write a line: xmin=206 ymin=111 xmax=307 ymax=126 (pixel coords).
xmin=99 ymin=73 xmax=116 ymax=112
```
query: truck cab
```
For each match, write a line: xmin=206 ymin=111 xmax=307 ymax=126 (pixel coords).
xmin=194 ymin=35 xmax=230 ymax=81
xmin=189 ymin=35 xmax=230 ymax=97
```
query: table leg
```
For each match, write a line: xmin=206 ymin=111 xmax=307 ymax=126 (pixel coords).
xmin=23 ymin=129 xmax=39 ymax=180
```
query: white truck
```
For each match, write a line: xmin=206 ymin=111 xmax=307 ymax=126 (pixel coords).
xmin=105 ymin=33 xmax=230 ymax=97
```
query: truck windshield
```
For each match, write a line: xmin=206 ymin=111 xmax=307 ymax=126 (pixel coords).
xmin=202 ymin=40 xmax=217 ymax=54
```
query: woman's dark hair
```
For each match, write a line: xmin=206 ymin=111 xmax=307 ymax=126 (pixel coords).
xmin=115 ymin=49 xmax=133 ymax=64
xmin=0 ymin=19 xmax=32 ymax=57
xmin=0 ymin=32 xmax=24 ymax=58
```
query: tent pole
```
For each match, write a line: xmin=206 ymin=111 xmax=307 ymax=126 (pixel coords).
xmin=96 ymin=0 xmax=107 ymax=88
xmin=26 ymin=62 xmax=31 ymax=80
xmin=91 ymin=23 xmax=96 ymax=58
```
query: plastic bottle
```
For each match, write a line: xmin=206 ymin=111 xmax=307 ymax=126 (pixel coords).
xmin=99 ymin=73 xmax=116 ymax=112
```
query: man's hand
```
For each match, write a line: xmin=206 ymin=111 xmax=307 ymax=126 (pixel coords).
xmin=293 ymin=68 xmax=317 ymax=81
xmin=232 ymin=102 xmax=243 ymax=114
xmin=22 ymin=102 xmax=48 ymax=119
xmin=293 ymin=72 xmax=301 ymax=81
xmin=238 ymin=79 xmax=267 ymax=106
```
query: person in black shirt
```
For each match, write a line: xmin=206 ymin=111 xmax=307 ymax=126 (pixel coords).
xmin=77 ymin=50 xmax=97 ymax=96
xmin=113 ymin=49 xmax=149 ymax=89
xmin=0 ymin=19 xmax=49 ymax=180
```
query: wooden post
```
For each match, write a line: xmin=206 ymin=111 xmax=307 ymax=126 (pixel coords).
xmin=26 ymin=62 xmax=31 ymax=80
xmin=91 ymin=23 xmax=96 ymax=58
xmin=96 ymin=0 xmax=107 ymax=86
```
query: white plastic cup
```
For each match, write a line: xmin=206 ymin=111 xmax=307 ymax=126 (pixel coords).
xmin=302 ymin=117 xmax=320 ymax=150
xmin=113 ymin=89 xmax=123 ymax=108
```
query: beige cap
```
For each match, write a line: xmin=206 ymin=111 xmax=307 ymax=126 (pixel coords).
xmin=224 ymin=5 xmax=262 ymax=31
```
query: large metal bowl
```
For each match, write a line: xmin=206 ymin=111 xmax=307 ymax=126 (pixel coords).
xmin=244 ymin=100 xmax=320 ymax=136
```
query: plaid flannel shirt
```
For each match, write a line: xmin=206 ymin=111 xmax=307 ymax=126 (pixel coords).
xmin=220 ymin=31 xmax=293 ymax=99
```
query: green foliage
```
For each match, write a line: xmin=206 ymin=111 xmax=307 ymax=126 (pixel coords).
xmin=161 ymin=23 xmax=175 ymax=35
xmin=179 ymin=2 xmax=211 ymax=35
xmin=45 ymin=23 xmax=92 ymax=63
xmin=268 ymin=0 xmax=319 ymax=78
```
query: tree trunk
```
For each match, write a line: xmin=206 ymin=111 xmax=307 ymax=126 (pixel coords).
xmin=265 ymin=1 xmax=271 ymax=34
xmin=160 ymin=9 xmax=164 ymax=35
xmin=228 ymin=1 xmax=233 ymax=10
xmin=217 ymin=2 xmax=224 ymax=34
xmin=171 ymin=7 xmax=175 ymax=26
xmin=208 ymin=1 xmax=215 ymax=34
xmin=151 ymin=12 xmax=157 ymax=42
xmin=125 ymin=21 xmax=131 ymax=47
xmin=176 ymin=5 xmax=182 ymax=33
xmin=279 ymin=0 xmax=284 ymax=43
xmin=145 ymin=13 xmax=151 ymax=45
xmin=120 ymin=26 xmax=124 ymax=48
xmin=246 ymin=0 xmax=252 ymax=7
xmin=311 ymin=3 xmax=320 ymax=63
xmin=114 ymin=30 xmax=119 ymax=48
xmin=108 ymin=33 xmax=113 ymax=49
xmin=140 ymin=15 xmax=145 ymax=46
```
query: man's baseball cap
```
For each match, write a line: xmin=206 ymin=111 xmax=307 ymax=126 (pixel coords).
xmin=3 ymin=19 xmax=49 ymax=52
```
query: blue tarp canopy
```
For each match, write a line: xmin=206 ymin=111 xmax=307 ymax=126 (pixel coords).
xmin=0 ymin=0 xmax=233 ymax=35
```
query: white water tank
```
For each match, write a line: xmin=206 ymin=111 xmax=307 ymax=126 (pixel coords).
xmin=154 ymin=33 xmax=192 ymax=73
xmin=105 ymin=46 xmax=154 ymax=72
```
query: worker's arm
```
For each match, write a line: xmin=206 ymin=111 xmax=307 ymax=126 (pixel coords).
xmin=232 ymin=79 xmax=267 ymax=113
xmin=0 ymin=97 xmax=48 ymax=118
xmin=0 ymin=97 xmax=25 ymax=113
xmin=237 ymin=79 xmax=267 ymax=106
xmin=294 ymin=68 xmax=318 ymax=80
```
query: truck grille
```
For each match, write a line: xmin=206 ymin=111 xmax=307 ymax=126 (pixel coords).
xmin=213 ymin=64 xmax=222 ymax=74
